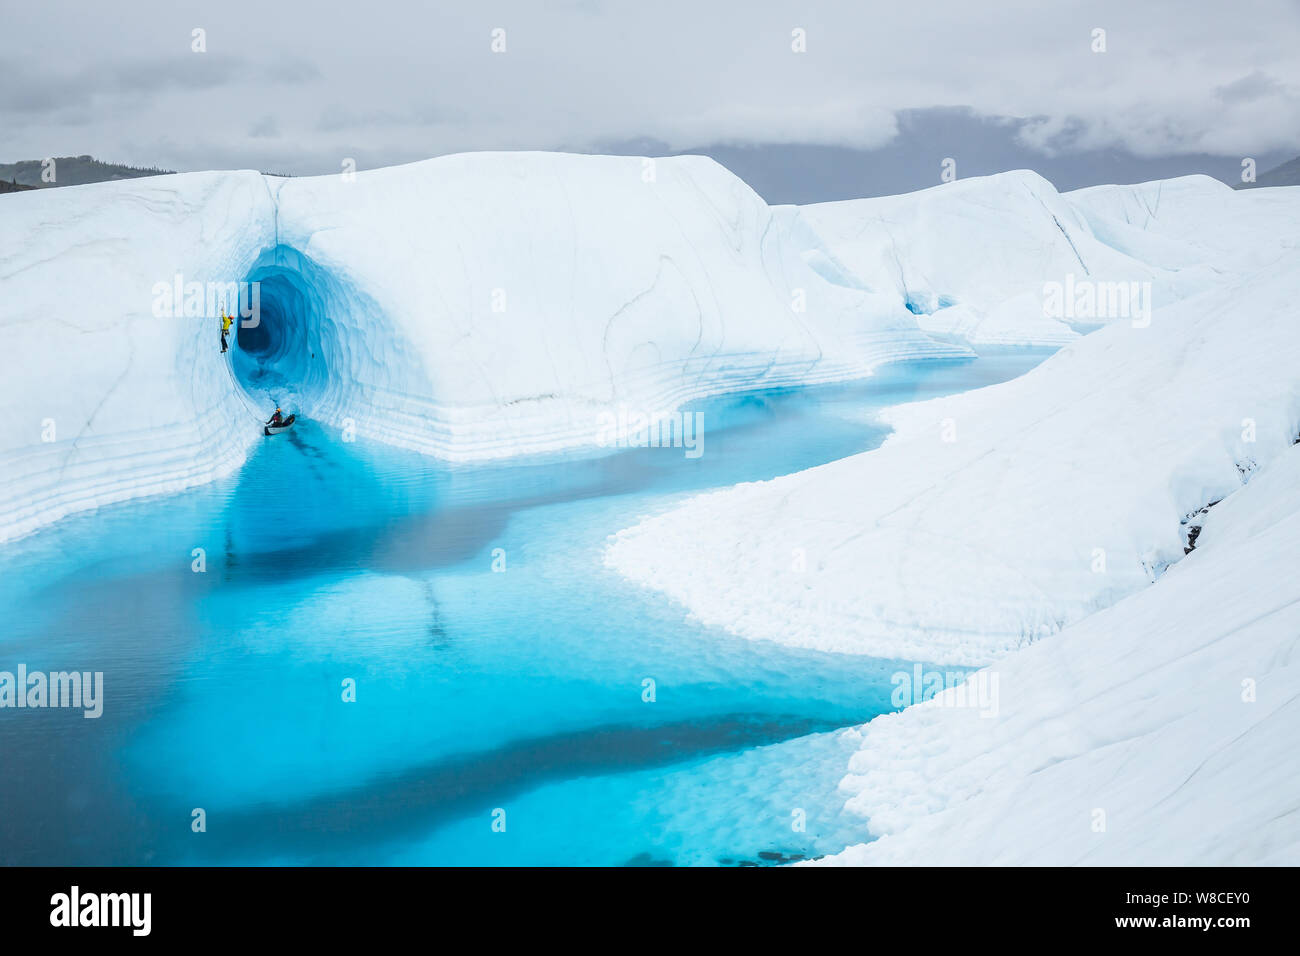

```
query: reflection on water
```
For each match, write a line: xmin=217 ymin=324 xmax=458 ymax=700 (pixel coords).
xmin=0 ymin=350 xmax=1052 ymax=865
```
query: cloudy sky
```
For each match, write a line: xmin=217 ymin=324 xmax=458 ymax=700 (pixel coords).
xmin=5 ymin=0 xmax=1299 ymax=185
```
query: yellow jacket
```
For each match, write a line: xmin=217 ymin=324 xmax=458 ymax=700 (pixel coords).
xmin=221 ymin=313 xmax=233 ymax=332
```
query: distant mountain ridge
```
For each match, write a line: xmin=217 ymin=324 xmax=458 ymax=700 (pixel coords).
xmin=0 ymin=156 xmax=296 ymax=191
xmin=3 ymin=141 xmax=1295 ymax=203
xmin=1235 ymin=155 xmax=1300 ymax=188
xmin=0 ymin=155 xmax=174 ymax=188
xmin=596 ymin=109 xmax=1297 ymax=203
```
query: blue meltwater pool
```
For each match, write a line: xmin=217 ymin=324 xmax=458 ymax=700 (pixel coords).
xmin=0 ymin=350 xmax=1050 ymax=866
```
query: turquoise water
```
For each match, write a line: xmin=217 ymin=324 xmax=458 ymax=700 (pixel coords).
xmin=0 ymin=351 xmax=1050 ymax=866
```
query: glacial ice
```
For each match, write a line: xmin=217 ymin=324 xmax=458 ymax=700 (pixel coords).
xmin=1 ymin=152 xmax=968 ymax=542
xmin=607 ymin=175 xmax=1300 ymax=666
xmin=6 ymin=152 xmax=1299 ymax=864
xmin=10 ymin=156 xmax=1261 ymax=546
xmin=812 ymin=442 xmax=1300 ymax=865
xmin=605 ymin=175 xmax=1300 ymax=864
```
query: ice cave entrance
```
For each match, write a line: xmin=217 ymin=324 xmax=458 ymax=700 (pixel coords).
xmin=230 ymin=244 xmax=338 ymax=411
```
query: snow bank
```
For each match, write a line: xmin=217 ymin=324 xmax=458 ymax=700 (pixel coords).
xmin=813 ymin=443 xmax=1300 ymax=865
xmin=606 ymin=198 xmax=1300 ymax=665
xmin=795 ymin=172 xmax=1269 ymax=347
xmin=0 ymin=152 xmax=964 ymax=542
xmin=1066 ymin=174 xmax=1300 ymax=275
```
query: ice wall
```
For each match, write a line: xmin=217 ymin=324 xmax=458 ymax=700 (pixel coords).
xmin=0 ymin=152 xmax=964 ymax=542
xmin=0 ymin=172 xmax=275 ymax=543
xmin=796 ymin=171 xmax=1253 ymax=346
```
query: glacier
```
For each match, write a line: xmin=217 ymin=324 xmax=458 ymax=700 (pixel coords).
xmin=3 ymin=156 xmax=1240 ymax=545
xmin=607 ymin=177 xmax=1300 ymax=666
xmin=794 ymin=171 xmax=1293 ymax=346
xmin=2 ymin=151 xmax=974 ymax=544
xmin=605 ymin=175 xmax=1300 ymax=863
xmin=6 ymin=149 xmax=1299 ymax=865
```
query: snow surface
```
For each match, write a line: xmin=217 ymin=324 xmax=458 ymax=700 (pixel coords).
xmin=1 ymin=152 xmax=967 ymax=542
xmin=810 ymin=442 xmax=1300 ymax=866
xmin=798 ymin=171 xmax=1292 ymax=346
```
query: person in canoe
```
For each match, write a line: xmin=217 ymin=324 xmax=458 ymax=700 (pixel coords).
xmin=264 ymin=406 xmax=296 ymax=435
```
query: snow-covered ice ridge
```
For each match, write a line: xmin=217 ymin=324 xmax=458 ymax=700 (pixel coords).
xmin=811 ymin=443 xmax=1300 ymax=865
xmin=5 ymin=150 xmax=967 ymax=543
xmin=608 ymin=176 xmax=1300 ymax=666
xmin=0 ymin=154 xmax=1281 ymax=545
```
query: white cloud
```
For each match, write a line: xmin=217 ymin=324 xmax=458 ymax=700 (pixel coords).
xmin=2 ymin=0 xmax=1298 ymax=171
